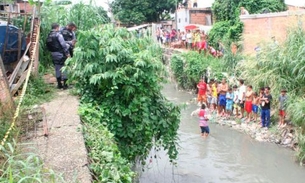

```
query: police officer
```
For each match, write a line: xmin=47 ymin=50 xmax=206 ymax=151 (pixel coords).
xmin=46 ymin=23 xmax=70 ymax=89
xmin=61 ymin=22 xmax=77 ymax=57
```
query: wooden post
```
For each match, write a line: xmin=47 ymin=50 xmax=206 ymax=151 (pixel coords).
xmin=0 ymin=56 xmax=15 ymax=116
xmin=17 ymin=29 xmax=22 ymax=61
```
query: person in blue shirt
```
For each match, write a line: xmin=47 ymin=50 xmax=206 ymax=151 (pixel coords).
xmin=225 ymin=87 xmax=234 ymax=118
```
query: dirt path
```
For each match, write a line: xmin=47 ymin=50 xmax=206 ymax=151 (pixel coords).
xmin=27 ymin=90 xmax=91 ymax=183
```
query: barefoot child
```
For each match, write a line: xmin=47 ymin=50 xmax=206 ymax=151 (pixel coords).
xmin=251 ymin=92 xmax=259 ymax=122
xmin=279 ymin=89 xmax=288 ymax=127
xmin=225 ymin=88 xmax=234 ymax=118
xmin=197 ymin=78 xmax=207 ymax=105
xmin=245 ymin=85 xmax=253 ymax=123
xmin=198 ymin=104 xmax=210 ymax=137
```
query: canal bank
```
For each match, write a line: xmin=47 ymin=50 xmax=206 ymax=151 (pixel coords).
xmin=139 ymin=83 xmax=305 ymax=183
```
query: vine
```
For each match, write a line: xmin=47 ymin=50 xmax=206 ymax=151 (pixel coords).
xmin=66 ymin=24 xmax=181 ymax=163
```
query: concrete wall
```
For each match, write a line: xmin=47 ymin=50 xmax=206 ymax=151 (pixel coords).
xmin=176 ymin=9 xmax=190 ymax=31
xmin=176 ymin=8 xmax=212 ymax=32
xmin=240 ymin=10 xmax=305 ymax=55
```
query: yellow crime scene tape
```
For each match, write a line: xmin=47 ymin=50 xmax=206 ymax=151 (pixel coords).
xmin=1 ymin=23 xmax=40 ymax=147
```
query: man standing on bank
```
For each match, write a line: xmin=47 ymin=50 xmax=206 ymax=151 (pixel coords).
xmin=46 ymin=23 xmax=70 ymax=89
xmin=260 ymin=86 xmax=272 ymax=128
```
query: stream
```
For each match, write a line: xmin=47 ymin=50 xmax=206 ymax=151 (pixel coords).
xmin=139 ymin=83 xmax=305 ymax=183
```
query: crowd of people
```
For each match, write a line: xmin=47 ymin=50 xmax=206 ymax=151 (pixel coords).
xmin=193 ymin=77 xmax=288 ymax=137
xmin=156 ymin=27 xmax=224 ymax=57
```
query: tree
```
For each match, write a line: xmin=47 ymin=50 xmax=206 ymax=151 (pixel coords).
xmin=209 ymin=0 xmax=287 ymax=46
xmin=66 ymin=24 xmax=181 ymax=163
xmin=111 ymin=0 xmax=180 ymax=25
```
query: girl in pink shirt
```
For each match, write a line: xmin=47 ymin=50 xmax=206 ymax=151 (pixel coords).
xmin=198 ymin=104 xmax=210 ymax=137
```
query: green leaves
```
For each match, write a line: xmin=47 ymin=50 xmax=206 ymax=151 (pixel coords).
xmin=210 ymin=0 xmax=286 ymax=46
xmin=67 ymin=24 xmax=180 ymax=168
xmin=80 ymin=105 xmax=135 ymax=182
xmin=170 ymin=51 xmax=223 ymax=89
xmin=111 ymin=0 xmax=178 ymax=24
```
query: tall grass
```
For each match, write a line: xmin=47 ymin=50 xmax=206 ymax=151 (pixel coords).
xmin=39 ymin=1 xmax=109 ymax=68
xmin=0 ymin=142 xmax=65 ymax=182
xmin=237 ymin=25 xmax=305 ymax=163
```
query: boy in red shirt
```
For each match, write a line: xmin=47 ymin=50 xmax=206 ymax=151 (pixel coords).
xmin=197 ymin=78 xmax=207 ymax=105
xmin=198 ymin=37 xmax=207 ymax=54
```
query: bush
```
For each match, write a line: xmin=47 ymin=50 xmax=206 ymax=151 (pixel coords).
xmin=170 ymin=51 xmax=223 ymax=89
xmin=66 ymin=24 xmax=180 ymax=163
xmin=79 ymin=104 xmax=134 ymax=182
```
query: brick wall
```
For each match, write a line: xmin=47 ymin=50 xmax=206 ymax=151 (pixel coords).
xmin=240 ymin=10 xmax=305 ymax=55
xmin=17 ymin=2 xmax=33 ymax=13
xmin=189 ymin=9 xmax=212 ymax=25
xmin=190 ymin=12 xmax=206 ymax=25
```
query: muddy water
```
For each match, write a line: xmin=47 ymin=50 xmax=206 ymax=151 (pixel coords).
xmin=139 ymin=83 xmax=305 ymax=183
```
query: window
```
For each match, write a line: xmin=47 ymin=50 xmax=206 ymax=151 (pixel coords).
xmin=185 ymin=18 xmax=187 ymax=22
xmin=179 ymin=18 xmax=181 ymax=23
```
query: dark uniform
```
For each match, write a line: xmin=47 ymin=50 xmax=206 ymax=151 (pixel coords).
xmin=61 ymin=27 xmax=76 ymax=57
xmin=46 ymin=29 xmax=70 ymax=89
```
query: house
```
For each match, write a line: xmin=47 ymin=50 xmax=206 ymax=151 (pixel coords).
xmin=176 ymin=0 xmax=214 ymax=32
xmin=285 ymin=0 xmax=305 ymax=10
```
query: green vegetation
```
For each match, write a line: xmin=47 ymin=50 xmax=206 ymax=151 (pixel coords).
xmin=66 ymin=24 xmax=180 ymax=163
xmin=172 ymin=25 xmax=305 ymax=163
xmin=0 ymin=74 xmax=57 ymax=182
xmin=111 ymin=0 xmax=179 ymax=25
xmin=22 ymin=76 xmax=54 ymax=107
xmin=0 ymin=142 xmax=65 ymax=183
xmin=170 ymin=51 xmax=223 ymax=89
xmin=237 ymin=25 xmax=305 ymax=163
xmin=79 ymin=104 xmax=134 ymax=182
xmin=209 ymin=0 xmax=286 ymax=46
xmin=39 ymin=0 xmax=109 ymax=68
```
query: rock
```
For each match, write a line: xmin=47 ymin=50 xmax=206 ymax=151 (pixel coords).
xmin=287 ymin=133 xmax=293 ymax=138
xmin=28 ymin=114 xmax=33 ymax=120
xmin=233 ymin=124 xmax=241 ymax=130
xmin=262 ymin=134 xmax=269 ymax=139
xmin=43 ymin=74 xmax=56 ymax=84
xmin=282 ymin=138 xmax=292 ymax=145
xmin=255 ymin=135 xmax=264 ymax=142
xmin=275 ymin=139 xmax=281 ymax=144
xmin=48 ymin=77 xmax=57 ymax=84
xmin=250 ymin=123 xmax=258 ymax=131
xmin=231 ymin=121 xmax=237 ymax=125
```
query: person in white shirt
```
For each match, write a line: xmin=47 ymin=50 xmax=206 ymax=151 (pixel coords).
xmin=186 ymin=30 xmax=193 ymax=49
xmin=238 ymin=79 xmax=246 ymax=118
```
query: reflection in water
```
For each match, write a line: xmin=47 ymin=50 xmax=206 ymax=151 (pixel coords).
xmin=139 ymin=84 xmax=305 ymax=183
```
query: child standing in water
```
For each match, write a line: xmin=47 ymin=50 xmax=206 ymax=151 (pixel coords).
xmin=252 ymin=92 xmax=259 ymax=123
xmin=198 ymin=104 xmax=209 ymax=137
